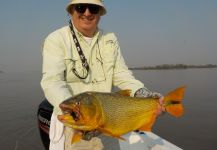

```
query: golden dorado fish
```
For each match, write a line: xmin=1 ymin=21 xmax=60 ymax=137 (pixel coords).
xmin=58 ymin=86 xmax=185 ymax=143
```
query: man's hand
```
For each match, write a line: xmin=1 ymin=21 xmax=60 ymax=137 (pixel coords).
xmin=134 ymin=88 xmax=166 ymax=115
xmin=156 ymin=96 xmax=166 ymax=115
xmin=82 ymin=130 xmax=101 ymax=141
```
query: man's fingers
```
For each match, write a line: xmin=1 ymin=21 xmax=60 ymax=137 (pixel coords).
xmin=82 ymin=130 xmax=101 ymax=141
xmin=157 ymin=96 xmax=165 ymax=115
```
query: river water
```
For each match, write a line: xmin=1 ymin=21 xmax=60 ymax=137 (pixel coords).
xmin=0 ymin=68 xmax=216 ymax=150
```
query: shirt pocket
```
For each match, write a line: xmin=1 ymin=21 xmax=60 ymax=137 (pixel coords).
xmin=92 ymin=58 xmax=106 ymax=83
xmin=103 ymin=59 xmax=114 ymax=75
xmin=102 ymin=43 xmax=117 ymax=76
xmin=64 ymin=58 xmax=85 ymax=83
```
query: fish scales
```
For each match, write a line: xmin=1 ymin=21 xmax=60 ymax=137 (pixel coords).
xmin=93 ymin=93 xmax=159 ymax=135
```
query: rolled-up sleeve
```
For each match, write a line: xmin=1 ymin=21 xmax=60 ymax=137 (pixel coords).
xmin=41 ymin=33 xmax=72 ymax=114
xmin=111 ymin=35 xmax=145 ymax=96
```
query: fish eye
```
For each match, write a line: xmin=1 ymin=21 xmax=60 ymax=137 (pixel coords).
xmin=76 ymin=101 xmax=80 ymax=105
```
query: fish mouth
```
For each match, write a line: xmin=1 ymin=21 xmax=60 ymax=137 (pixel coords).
xmin=59 ymin=103 xmax=80 ymax=121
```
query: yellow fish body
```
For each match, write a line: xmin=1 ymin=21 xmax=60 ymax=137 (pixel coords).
xmin=58 ymin=86 xmax=185 ymax=143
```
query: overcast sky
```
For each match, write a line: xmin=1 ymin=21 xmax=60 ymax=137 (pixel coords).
xmin=0 ymin=0 xmax=217 ymax=73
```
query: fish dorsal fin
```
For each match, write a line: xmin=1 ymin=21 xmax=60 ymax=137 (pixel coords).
xmin=116 ymin=89 xmax=132 ymax=97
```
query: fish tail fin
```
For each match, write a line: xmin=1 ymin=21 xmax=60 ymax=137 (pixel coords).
xmin=163 ymin=86 xmax=186 ymax=117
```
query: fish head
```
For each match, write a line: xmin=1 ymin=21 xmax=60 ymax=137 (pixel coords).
xmin=58 ymin=92 xmax=101 ymax=128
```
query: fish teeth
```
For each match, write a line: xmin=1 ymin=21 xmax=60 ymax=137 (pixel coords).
xmin=63 ymin=110 xmax=72 ymax=114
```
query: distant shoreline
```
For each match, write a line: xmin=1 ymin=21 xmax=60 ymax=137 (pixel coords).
xmin=129 ymin=64 xmax=217 ymax=70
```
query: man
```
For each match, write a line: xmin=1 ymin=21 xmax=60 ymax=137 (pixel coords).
xmin=41 ymin=0 xmax=163 ymax=149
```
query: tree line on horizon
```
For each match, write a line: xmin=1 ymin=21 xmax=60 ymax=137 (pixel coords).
xmin=1 ymin=64 xmax=216 ymax=73
xmin=129 ymin=64 xmax=217 ymax=70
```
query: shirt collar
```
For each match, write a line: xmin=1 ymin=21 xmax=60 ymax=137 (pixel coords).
xmin=72 ymin=23 xmax=100 ymax=39
xmin=71 ymin=23 xmax=101 ymax=48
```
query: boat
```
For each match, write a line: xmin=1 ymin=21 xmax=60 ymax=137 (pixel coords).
xmin=37 ymin=99 xmax=183 ymax=150
xmin=37 ymin=100 xmax=53 ymax=150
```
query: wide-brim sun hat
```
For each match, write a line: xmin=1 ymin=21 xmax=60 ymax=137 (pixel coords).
xmin=66 ymin=0 xmax=106 ymax=16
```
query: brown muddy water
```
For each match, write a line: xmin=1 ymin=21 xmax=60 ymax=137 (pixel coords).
xmin=0 ymin=69 xmax=216 ymax=150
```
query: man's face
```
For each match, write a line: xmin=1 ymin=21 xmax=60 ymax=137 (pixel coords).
xmin=70 ymin=4 xmax=101 ymax=37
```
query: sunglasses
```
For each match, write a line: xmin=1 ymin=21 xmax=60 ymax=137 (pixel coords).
xmin=74 ymin=4 xmax=101 ymax=14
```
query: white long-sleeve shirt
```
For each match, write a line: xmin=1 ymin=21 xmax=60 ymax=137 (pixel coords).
xmin=41 ymin=25 xmax=146 ymax=115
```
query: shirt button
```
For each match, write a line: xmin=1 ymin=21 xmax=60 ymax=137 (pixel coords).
xmin=92 ymin=79 xmax=97 ymax=84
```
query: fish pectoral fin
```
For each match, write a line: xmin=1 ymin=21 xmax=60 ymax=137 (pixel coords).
xmin=71 ymin=124 xmax=95 ymax=131
xmin=71 ymin=130 xmax=83 ymax=144
xmin=138 ymin=113 xmax=157 ymax=132
xmin=98 ymin=127 xmax=126 ymax=141
xmin=116 ymin=89 xmax=132 ymax=97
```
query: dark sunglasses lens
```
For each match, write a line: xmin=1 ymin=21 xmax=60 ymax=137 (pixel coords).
xmin=75 ymin=4 xmax=86 ymax=13
xmin=88 ymin=5 xmax=100 ymax=14
xmin=75 ymin=4 xmax=100 ymax=14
